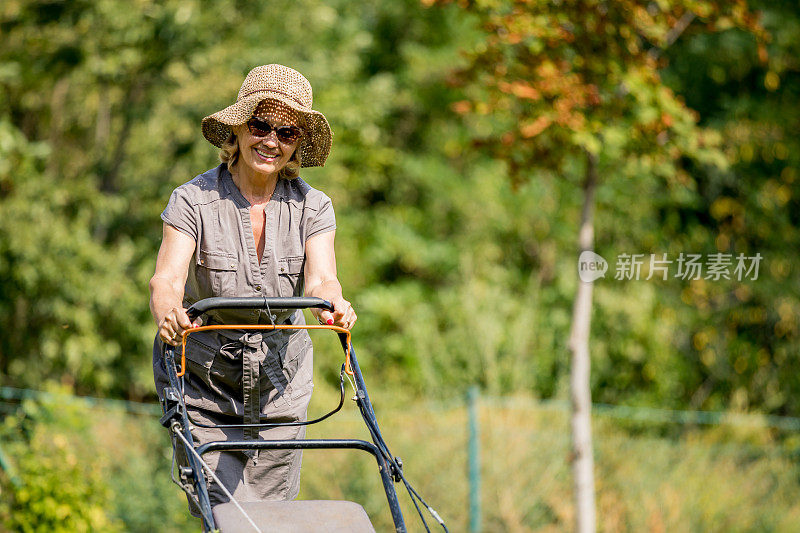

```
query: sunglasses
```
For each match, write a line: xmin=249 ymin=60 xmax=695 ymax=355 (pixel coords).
xmin=246 ymin=117 xmax=303 ymax=144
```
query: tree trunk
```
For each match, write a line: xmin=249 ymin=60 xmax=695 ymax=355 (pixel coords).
xmin=100 ymin=79 xmax=146 ymax=193
xmin=47 ymin=77 xmax=70 ymax=178
xmin=568 ymin=151 xmax=599 ymax=533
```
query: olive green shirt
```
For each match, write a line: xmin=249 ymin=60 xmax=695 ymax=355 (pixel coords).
xmin=159 ymin=163 xmax=335 ymax=443
xmin=162 ymin=163 xmax=336 ymax=328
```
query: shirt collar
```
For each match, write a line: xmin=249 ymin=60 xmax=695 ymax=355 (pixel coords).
xmin=219 ymin=164 xmax=287 ymax=207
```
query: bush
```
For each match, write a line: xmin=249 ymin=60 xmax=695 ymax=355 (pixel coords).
xmin=0 ymin=389 xmax=194 ymax=532
xmin=0 ymin=394 xmax=123 ymax=532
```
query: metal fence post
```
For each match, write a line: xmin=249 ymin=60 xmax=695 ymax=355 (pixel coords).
xmin=468 ymin=386 xmax=481 ymax=533
xmin=0 ymin=442 xmax=21 ymax=488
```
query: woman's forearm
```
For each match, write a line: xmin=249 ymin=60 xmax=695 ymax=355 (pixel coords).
xmin=306 ymin=278 xmax=343 ymax=303
xmin=149 ymin=224 xmax=196 ymax=339
xmin=149 ymin=276 xmax=185 ymax=326
xmin=303 ymin=231 xmax=355 ymax=328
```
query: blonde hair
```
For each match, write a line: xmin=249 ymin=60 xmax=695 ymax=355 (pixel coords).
xmin=219 ymin=132 xmax=303 ymax=180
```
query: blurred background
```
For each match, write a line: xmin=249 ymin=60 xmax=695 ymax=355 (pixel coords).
xmin=0 ymin=0 xmax=798 ymax=531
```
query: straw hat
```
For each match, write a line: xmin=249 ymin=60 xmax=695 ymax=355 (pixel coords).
xmin=201 ymin=64 xmax=332 ymax=167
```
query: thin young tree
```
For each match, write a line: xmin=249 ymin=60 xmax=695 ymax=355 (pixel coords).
xmin=427 ymin=0 xmax=764 ymax=530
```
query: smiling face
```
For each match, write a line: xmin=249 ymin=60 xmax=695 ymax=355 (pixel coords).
xmin=234 ymin=100 xmax=304 ymax=179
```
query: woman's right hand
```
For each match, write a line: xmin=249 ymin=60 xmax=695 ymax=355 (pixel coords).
xmin=158 ymin=307 xmax=202 ymax=346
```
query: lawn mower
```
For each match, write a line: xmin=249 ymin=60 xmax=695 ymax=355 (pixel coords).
xmin=158 ymin=296 xmax=447 ymax=532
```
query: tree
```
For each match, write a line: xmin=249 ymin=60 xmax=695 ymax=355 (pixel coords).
xmin=426 ymin=0 xmax=765 ymax=530
xmin=0 ymin=0 xmax=262 ymax=397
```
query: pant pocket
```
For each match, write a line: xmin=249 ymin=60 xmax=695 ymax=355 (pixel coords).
xmin=281 ymin=331 xmax=312 ymax=383
xmin=184 ymin=335 xmax=217 ymax=382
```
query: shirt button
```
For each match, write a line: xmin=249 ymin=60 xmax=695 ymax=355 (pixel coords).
xmin=255 ymin=285 xmax=261 ymax=291
xmin=230 ymin=263 xmax=236 ymax=269
xmin=280 ymin=267 xmax=285 ymax=272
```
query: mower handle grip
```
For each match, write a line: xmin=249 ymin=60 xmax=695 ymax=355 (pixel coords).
xmin=186 ymin=297 xmax=334 ymax=321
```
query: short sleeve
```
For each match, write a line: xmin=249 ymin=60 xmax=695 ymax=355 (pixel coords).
xmin=306 ymin=193 xmax=336 ymax=240
xmin=161 ymin=187 xmax=198 ymax=242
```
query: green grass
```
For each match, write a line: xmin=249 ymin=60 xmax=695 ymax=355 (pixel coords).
xmin=2 ymin=383 xmax=800 ymax=532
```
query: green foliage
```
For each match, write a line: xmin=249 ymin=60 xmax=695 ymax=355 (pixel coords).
xmin=3 ymin=0 xmax=799 ymax=528
xmin=429 ymin=0 xmax=799 ymax=415
xmin=653 ymin=0 xmax=800 ymax=413
xmin=0 ymin=394 xmax=124 ymax=532
xmin=2 ymin=379 xmax=800 ymax=530
xmin=0 ymin=0 xmax=799 ymax=520
xmin=0 ymin=390 xmax=195 ymax=532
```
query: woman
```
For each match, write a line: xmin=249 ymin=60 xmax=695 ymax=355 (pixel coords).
xmin=149 ymin=64 xmax=356 ymax=510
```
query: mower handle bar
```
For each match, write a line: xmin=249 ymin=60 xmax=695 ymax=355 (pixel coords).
xmin=186 ymin=297 xmax=334 ymax=321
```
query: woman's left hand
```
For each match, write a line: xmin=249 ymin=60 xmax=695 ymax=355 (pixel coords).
xmin=318 ymin=296 xmax=357 ymax=330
